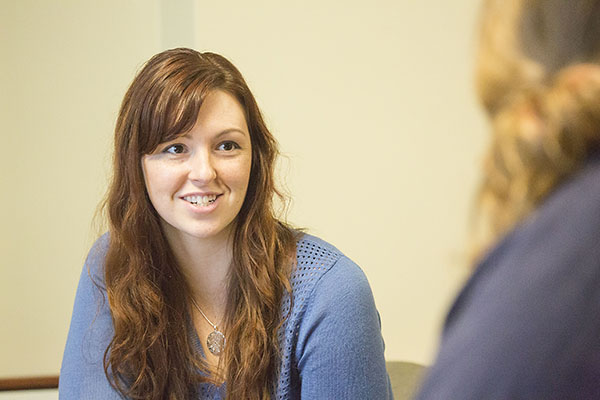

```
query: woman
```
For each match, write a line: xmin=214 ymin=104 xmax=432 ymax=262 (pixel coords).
xmin=416 ymin=0 xmax=600 ymax=398
xmin=59 ymin=49 xmax=391 ymax=399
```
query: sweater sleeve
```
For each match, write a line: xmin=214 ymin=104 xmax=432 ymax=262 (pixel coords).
xmin=59 ymin=234 xmax=122 ymax=399
xmin=294 ymin=255 xmax=393 ymax=399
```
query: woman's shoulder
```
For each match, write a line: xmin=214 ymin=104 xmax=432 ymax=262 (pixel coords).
xmin=275 ymin=234 xmax=389 ymax=399
xmin=294 ymin=233 xmax=343 ymax=267
xmin=289 ymin=233 xmax=373 ymax=306
xmin=89 ymin=232 xmax=110 ymax=257
xmin=530 ymin=153 xmax=600 ymax=227
xmin=471 ymin=155 xmax=600 ymax=279
xmin=419 ymin=155 xmax=600 ymax=400
xmin=447 ymin=153 xmax=600 ymax=354
xmin=293 ymin=233 xmax=367 ymax=283
xmin=83 ymin=232 xmax=111 ymax=284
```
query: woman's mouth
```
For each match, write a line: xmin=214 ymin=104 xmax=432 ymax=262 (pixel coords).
xmin=182 ymin=194 xmax=218 ymax=207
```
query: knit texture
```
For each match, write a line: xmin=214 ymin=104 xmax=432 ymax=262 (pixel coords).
xmin=60 ymin=234 xmax=392 ymax=399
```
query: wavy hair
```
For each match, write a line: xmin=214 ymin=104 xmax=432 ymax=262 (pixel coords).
xmin=472 ymin=0 xmax=600 ymax=260
xmin=101 ymin=48 xmax=297 ymax=399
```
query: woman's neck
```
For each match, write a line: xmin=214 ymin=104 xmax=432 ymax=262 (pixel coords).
xmin=163 ymin=225 xmax=233 ymax=317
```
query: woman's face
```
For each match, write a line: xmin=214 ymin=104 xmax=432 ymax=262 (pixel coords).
xmin=142 ymin=90 xmax=252 ymax=245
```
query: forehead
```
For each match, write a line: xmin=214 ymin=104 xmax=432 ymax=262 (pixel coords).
xmin=194 ymin=90 xmax=248 ymax=132
xmin=146 ymin=89 xmax=249 ymax=149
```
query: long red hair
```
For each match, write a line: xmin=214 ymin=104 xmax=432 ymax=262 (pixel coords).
xmin=101 ymin=48 xmax=297 ymax=399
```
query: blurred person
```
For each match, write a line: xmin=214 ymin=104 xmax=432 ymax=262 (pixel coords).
xmin=59 ymin=48 xmax=392 ymax=399
xmin=415 ymin=0 xmax=600 ymax=398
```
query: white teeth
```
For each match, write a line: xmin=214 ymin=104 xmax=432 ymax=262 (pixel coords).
xmin=183 ymin=194 xmax=217 ymax=206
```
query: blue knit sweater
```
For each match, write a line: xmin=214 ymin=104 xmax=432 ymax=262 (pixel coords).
xmin=60 ymin=233 xmax=392 ymax=399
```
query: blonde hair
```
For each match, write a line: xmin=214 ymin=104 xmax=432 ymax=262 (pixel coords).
xmin=472 ymin=0 xmax=600 ymax=260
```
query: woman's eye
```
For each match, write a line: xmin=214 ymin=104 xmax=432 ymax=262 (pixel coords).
xmin=164 ymin=144 xmax=185 ymax=154
xmin=217 ymin=141 xmax=240 ymax=151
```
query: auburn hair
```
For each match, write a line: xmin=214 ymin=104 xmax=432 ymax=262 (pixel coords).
xmin=101 ymin=48 xmax=297 ymax=399
xmin=471 ymin=0 xmax=600 ymax=260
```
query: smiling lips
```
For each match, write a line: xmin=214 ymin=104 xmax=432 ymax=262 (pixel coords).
xmin=182 ymin=194 xmax=218 ymax=207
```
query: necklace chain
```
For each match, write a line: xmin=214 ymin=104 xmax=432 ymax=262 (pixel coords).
xmin=190 ymin=297 xmax=219 ymax=330
xmin=190 ymin=297 xmax=226 ymax=357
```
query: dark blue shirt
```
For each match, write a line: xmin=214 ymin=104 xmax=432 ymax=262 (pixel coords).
xmin=416 ymin=155 xmax=600 ymax=399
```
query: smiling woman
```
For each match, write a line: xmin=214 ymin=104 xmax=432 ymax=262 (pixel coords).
xmin=58 ymin=49 xmax=392 ymax=399
xmin=142 ymin=91 xmax=253 ymax=245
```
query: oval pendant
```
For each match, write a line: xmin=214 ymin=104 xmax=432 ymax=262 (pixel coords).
xmin=207 ymin=330 xmax=226 ymax=356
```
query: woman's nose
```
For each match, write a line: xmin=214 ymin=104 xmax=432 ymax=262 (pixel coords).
xmin=188 ymin=150 xmax=217 ymax=184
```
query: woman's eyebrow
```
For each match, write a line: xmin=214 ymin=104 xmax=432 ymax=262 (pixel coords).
xmin=176 ymin=127 xmax=248 ymax=141
xmin=215 ymin=128 xmax=249 ymax=139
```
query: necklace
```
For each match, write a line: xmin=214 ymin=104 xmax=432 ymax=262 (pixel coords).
xmin=190 ymin=298 xmax=226 ymax=357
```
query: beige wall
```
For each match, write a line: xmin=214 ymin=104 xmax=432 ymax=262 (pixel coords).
xmin=0 ymin=0 xmax=486 ymax=377
xmin=0 ymin=0 xmax=162 ymax=377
